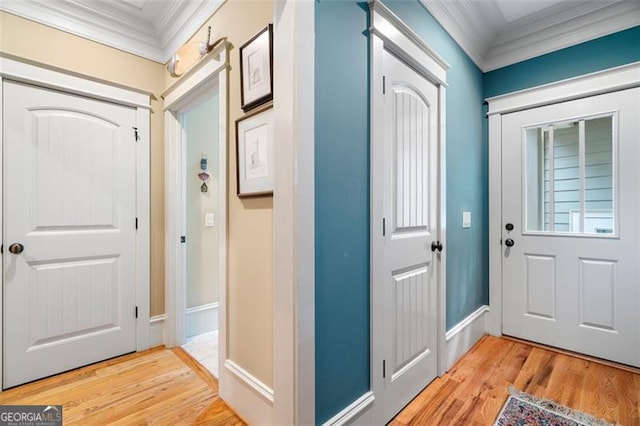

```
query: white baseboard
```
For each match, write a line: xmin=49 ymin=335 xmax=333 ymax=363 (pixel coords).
xmin=322 ymin=391 xmax=375 ymax=426
xmin=149 ymin=314 xmax=166 ymax=348
xmin=221 ymin=359 xmax=274 ymax=425
xmin=443 ymin=305 xmax=489 ymax=371
xmin=185 ymin=302 xmax=219 ymax=338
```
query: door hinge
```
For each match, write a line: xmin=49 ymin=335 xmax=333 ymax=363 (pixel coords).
xmin=135 ymin=306 xmax=139 ymax=318
xmin=180 ymin=236 xmax=186 ymax=243
xmin=135 ymin=217 xmax=138 ymax=230
xmin=382 ymin=76 xmax=386 ymax=95
xmin=383 ymin=360 xmax=386 ymax=378
xmin=382 ymin=218 xmax=386 ymax=236
xmin=133 ymin=126 xmax=140 ymax=141
xmin=1 ymin=244 xmax=3 ymax=254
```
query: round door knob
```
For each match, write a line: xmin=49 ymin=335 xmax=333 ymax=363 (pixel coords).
xmin=431 ymin=241 xmax=443 ymax=252
xmin=8 ymin=243 xmax=24 ymax=254
xmin=504 ymin=238 xmax=515 ymax=247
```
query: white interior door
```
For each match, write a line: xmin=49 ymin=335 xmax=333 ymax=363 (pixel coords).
xmin=3 ymin=81 xmax=138 ymax=388
xmin=502 ymin=88 xmax=640 ymax=367
xmin=381 ymin=50 xmax=439 ymax=421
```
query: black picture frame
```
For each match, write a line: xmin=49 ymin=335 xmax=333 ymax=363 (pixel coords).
xmin=240 ymin=24 xmax=273 ymax=112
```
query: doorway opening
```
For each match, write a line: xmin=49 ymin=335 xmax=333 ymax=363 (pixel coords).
xmin=163 ymin=46 xmax=228 ymax=386
xmin=179 ymin=88 xmax=221 ymax=377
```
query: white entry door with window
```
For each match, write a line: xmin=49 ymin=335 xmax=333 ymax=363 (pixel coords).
xmin=501 ymin=88 xmax=640 ymax=367
xmin=3 ymin=81 xmax=138 ymax=388
xmin=380 ymin=49 xmax=440 ymax=421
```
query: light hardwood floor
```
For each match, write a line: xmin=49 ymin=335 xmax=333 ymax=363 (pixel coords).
xmin=0 ymin=346 xmax=244 ymax=425
xmin=1 ymin=336 xmax=638 ymax=425
xmin=392 ymin=335 xmax=640 ymax=425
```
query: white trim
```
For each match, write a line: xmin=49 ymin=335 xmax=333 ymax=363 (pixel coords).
xmin=0 ymin=0 xmax=226 ymax=64
xmin=157 ymin=1 xmax=226 ymax=65
xmin=486 ymin=63 xmax=640 ymax=338
xmin=420 ymin=0 xmax=640 ymax=72
xmin=0 ymin=55 xmax=151 ymax=109
xmin=487 ymin=113 xmax=503 ymax=336
xmin=486 ymin=62 xmax=640 ymax=116
xmin=224 ymin=360 xmax=274 ymax=404
xmin=370 ymin=0 xmax=448 ymax=420
xmin=164 ymin=107 xmax=184 ymax=349
xmin=163 ymin=43 xmax=228 ymax=403
xmin=223 ymin=360 xmax=274 ymax=425
xmin=321 ymin=391 xmax=376 ymax=426
xmin=445 ymin=305 xmax=489 ymax=341
xmin=149 ymin=315 xmax=167 ymax=348
xmin=419 ymin=0 xmax=488 ymax=71
xmin=369 ymin=32 xmax=385 ymax=422
xmin=135 ymin=106 xmax=151 ymax=351
xmin=0 ymin=77 xmax=4 ymax=388
xmin=484 ymin=1 xmax=640 ymax=72
xmin=185 ymin=302 xmax=219 ymax=338
xmin=0 ymin=58 xmax=151 ymax=389
xmin=162 ymin=43 xmax=229 ymax=110
xmin=443 ymin=305 xmax=489 ymax=371
xmin=369 ymin=1 xmax=450 ymax=86
xmin=272 ymin=1 xmax=315 ymax=425
xmin=437 ymin=85 xmax=448 ymax=376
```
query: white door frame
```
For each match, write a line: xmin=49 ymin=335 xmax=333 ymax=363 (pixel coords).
xmin=272 ymin=1 xmax=316 ymax=424
xmin=0 ymin=55 xmax=152 ymax=387
xmin=162 ymin=42 xmax=228 ymax=376
xmin=370 ymin=1 xmax=449 ymax=420
xmin=486 ymin=61 xmax=640 ymax=336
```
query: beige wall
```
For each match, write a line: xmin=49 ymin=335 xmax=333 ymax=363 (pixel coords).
xmin=166 ymin=1 xmax=274 ymax=387
xmin=1 ymin=0 xmax=275 ymax=388
xmin=0 ymin=11 xmax=166 ymax=316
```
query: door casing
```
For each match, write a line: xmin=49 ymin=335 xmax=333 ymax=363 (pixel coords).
xmin=163 ymin=44 xmax=228 ymax=392
xmin=0 ymin=56 xmax=152 ymax=389
xmin=486 ymin=62 xmax=640 ymax=337
xmin=370 ymin=1 xmax=449 ymax=421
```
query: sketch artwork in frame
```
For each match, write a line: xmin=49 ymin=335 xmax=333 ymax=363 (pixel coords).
xmin=240 ymin=24 xmax=273 ymax=112
xmin=236 ymin=107 xmax=274 ymax=197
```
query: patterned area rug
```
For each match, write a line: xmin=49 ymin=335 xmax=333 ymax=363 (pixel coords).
xmin=495 ymin=387 xmax=613 ymax=426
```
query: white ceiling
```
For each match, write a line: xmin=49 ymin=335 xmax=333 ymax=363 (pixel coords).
xmin=422 ymin=0 xmax=640 ymax=71
xmin=1 ymin=0 xmax=639 ymax=70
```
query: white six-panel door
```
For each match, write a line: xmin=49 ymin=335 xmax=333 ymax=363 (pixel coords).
xmin=501 ymin=88 xmax=640 ymax=367
xmin=382 ymin=50 xmax=439 ymax=421
xmin=3 ymin=81 xmax=138 ymax=388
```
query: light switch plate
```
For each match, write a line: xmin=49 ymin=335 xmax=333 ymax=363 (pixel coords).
xmin=205 ymin=213 xmax=215 ymax=227
xmin=462 ymin=211 xmax=471 ymax=228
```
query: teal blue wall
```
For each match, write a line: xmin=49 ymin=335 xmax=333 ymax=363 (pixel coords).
xmin=484 ymin=26 xmax=640 ymax=98
xmin=315 ymin=2 xmax=371 ymax=423
xmin=315 ymin=0 xmax=486 ymax=423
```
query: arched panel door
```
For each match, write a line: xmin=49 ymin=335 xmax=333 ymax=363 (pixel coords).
xmin=3 ymin=81 xmax=138 ymax=388
xmin=381 ymin=50 xmax=440 ymax=421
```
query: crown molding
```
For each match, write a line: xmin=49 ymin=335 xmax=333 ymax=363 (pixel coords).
xmin=484 ymin=1 xmax=640 ymax=71
xmin=420 ymin=0 xmax=640 ymax=72
xmin=0 ymin=0 xmax=225 ymax=64
xmin=419 ymin=0 xmax=488 ymax=70
xmin=157 ymin=0 xmax=225 ymax=64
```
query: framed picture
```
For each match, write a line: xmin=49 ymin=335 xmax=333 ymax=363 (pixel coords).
xmin=236 ymin=107 xmax=274 ymax=197
xmin=240 ymin=24 xmax=273 ymax=112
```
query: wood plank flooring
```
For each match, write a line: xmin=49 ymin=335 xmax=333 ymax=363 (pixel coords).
xmin=393 ymin=335 xmax=640 ymax=425
xmin=0 ymin=346 xmax=245 ymax=425
xmin=1 ymin=336 xmax=637 ymax=425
